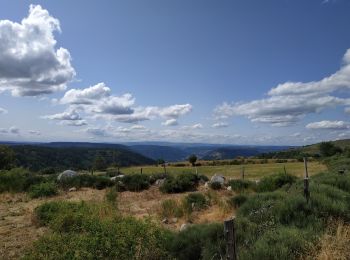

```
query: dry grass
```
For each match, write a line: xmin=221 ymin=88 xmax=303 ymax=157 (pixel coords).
xmin=307 ymin=221 xmax=350 ymax=260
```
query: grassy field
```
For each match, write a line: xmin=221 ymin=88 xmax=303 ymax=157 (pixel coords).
xmin=121 ymin=161 xmax=327 ymax=179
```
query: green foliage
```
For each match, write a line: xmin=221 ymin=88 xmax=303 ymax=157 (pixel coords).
xmin=320 ymin=142 xmax=342 ymax=157
xmin=105 ymin=187 xmax=118 ymax=205
xmin=28 ymin=201 xmax=171 ymax=260
xmin=93 ymin=154 xmax=107 ymax=171
xmin=58 ymin=174 xmax=114 ymax=190
xmin=0 ymin=168 xmax=46 ymax=193
xmin=166 ymin=223 xmax=225 ymax=260
xmin=39 ymin=167 xmax=56 ymax=175
xmin=184 ymin=193 xmax=208 ymax=211
xmin=149 ymin=172 xmax=167 ymax=184
xmin=188 ymin=154 xmax=198 ymax=166
xmin=12 ymin=145 xmax=155 ymax=172
xmin=210 ymin=181 xmax=222 ymax=190
xmin=122 ymin=174 xmax=150 ymax=191
xmin=199 ymin=174 xmax=209 ymax=182
xmin=228 ymin=179 xmax=256 ymax=192
xmin=239 ymin=227 xmax=311 ymax=259
xmin=160 ymin=173 xmax=199 ymax=193
xmin=228 ymin=194 xmax=248 ymax=208
xmin=0 ymin=145 xmax=15 ymax=170
xmin=28 ymin=182 xmax=58 ymax=198
xmin=256 ymin=173 xmax=296 ymax=192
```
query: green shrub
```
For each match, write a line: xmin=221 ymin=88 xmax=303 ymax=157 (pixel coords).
xmin=184 ymin=193 xmax=208 ymax=212
xmin=160 ymin=199 xmax=183 ymax=218
xmin=210 ymin=181 xmax=222 ymax=190
xmin=239 ymin=227 xmax=311 ymax=259
xmin=28 ymin=201 xmax=172 ymax=259
xmin=167 ymin=223 xmax=225 ymax=260
xmin=28 ymin=182 xmax=58 ymax=198
xmin=122 ymin=174 xmax=150 ymax=191
xmin=160 ymin=173 xmax=199 ymax=193
xmin=149 ymin=173 xmax=167 ymax=184
xmin=256 ymin=173 xmax=296 ymax=192
xmin=199 ymin=174 xmax=209 ymax=182
xmin=58 ymin=174 xmax=114 ymax=190
xmin=39 ymin=167 xmax=56 ymax=175
xmin=228 ymin=194 xmax=248 ymax=208
xmin=228 ymin=179 xmax=255 ymax=192
xmin=0 ymin=168 xmax=46 ymax=193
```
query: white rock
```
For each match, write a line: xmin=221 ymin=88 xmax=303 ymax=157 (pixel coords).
xmin=227 ymin=186 xmax=232 ymax=191
xmin=204 ymin=182 xmax=209 ymax=188
xmin=68 ymin=187 xmax=77 ymax=192
xmin=180 ymin=223 xmax=190 ymax=232
xmin=210 ymin=174 xmax=225 ymax=185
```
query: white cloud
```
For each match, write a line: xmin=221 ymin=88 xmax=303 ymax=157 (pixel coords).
xmin=60 ymin=83 xmax=111 ymax=105
xmin=9 ymin=126 xmax=19 ymax=134
xmin=306 ymin=120 xmax=349 ymax=130
xmin=162 ymin=119 xmax=178 ymax=126
xmin=212 ymin=122 xmax=229 ymax=128
xmin=0 ymin=5 xmax=75 ymax=96
xmin=214 ymin=49 xmax=350 ymax=126
xmin=0 ymin=107 xmax=8 ymax=114
xmin=158 ymin=104 xmax=192 ymax=119
xmin=43 ymin=109 xmax=82 ymax=121
xmin=182 ymin=123 xmax=203 ymax=130
xmin=29 ymin=130 xmax=41 ymax=135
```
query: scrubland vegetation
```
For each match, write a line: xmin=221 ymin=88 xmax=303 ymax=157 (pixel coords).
xmin=0 ymin=141 xmax=350 ymax=259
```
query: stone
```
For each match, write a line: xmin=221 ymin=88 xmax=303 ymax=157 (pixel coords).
xmin=171 ymin=217 xmax=178 ymax=223
xmin=162 ymin=218 xmax=168 ymax=224
xmin=210 ymin=174 xmax=225 ymax=185
xmin=69 ymin=187 xmax=77 ymax=192
xmin=180 ymin=223 xmax=190 ymax=232
xmin=227 ymin=186 xmax=232 ymax=191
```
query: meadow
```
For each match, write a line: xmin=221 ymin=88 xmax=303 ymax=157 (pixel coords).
xmin=121 ymin=161 xmax=327 ymax=179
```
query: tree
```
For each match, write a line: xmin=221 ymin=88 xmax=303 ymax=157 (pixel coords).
xmin=93 ymin=154 xmax=107 ymax=171
xmin=0 ymin=145 xmax=15 ymax=170
xmin=319 ymin=142 xmax=342 ymax=157
xmin=188 ymin=154 xmax=197 ymax=167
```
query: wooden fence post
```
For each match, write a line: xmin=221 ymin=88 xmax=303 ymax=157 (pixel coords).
xmin=241 ymin=167 xmax=245 ymax=180
xmin=303 ymin=157 xmax=310 ymax=203
xmin=140 ymin=168 xmax=143 ymax=174
xmin=224 ymin=217 xmax=237 ymax=260
xmin=283 ymin=165 xmax=287 ymax=175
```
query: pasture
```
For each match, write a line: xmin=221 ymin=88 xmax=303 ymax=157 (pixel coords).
xmin=121 ymin=161 xmax=327 ymax=179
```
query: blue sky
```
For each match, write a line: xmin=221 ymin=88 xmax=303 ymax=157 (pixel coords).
xmin=0 ymin=0 xmax=350 ymax=145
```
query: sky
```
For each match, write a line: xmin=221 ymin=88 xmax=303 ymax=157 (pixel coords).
xmin=0 ymin=0 xmax=350 ymax=145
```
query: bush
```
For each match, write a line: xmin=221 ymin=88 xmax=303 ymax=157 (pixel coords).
xmin=256 ymin=173 xmax=296 ymax=192
xmin=184 ymin=193 xmax=208 ymax=212
xmin=28 ymin=182 xmax=58 ymax=198
xmin=210 ymin=181 xmax=222 ymax=190
xmin=39 ymin=167 xmax=56 ymax=175
xmin=228 ymin=179 xmax=255 ymax=192
xmin=28 ymin=201 xmax=172 ymax=259
xmin=228 ymin=194 xmax=248 ymax=208
xmin=0 ymin=168 xmax=46 ymax=193
xmin=122 ymin=174 xmax=150 ymax=191
xmin=199 ymin=174 xmax=209 ymax=182
xmin=160 ymin=173 xmax=199 ymax=193
xmin=149 ymin=172 xmax=167 ymax=184
xmin=167 ymin=223 xmax=225 ymax=260
xmin=58 ymin=174 xmax=114 ymax=190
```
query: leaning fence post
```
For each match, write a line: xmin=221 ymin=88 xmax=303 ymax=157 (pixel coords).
xmin=303 ymin=157 xmax=310 ymax=203
xmin=224 ymin=217 xmax=237 ymax=260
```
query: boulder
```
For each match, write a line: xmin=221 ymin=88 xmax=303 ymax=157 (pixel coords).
xmin=210 ymin=174 xmax=225 ymax=185
xmin=155 ymin=179 xmax=166 ymax=186
xmin=57 ymin=170 xmax=78 ymax=181
xmin=69 ymin=187 xmax=77 ymax=192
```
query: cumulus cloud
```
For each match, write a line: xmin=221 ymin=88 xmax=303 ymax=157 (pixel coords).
xmin=215 ymin=49 xmax=350 ymax=126
xmin=51 ymin=83 xmax=193 ymax=125
xmin=162 ymin=119 xmax=178 ymax=126
xmin=306 ymin=120 xmax=349 ymax=130
xmin=43 ymin=109 xmax=82 ymax=121
xmin=0 ymin=107 xmax=8 ymax=114
xmin=0 ymin=5 xmax=75 ymax=96
xmin=212 ymin=122 xmax=229 ymax=128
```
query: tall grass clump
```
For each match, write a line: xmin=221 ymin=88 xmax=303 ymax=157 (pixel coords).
xmin=228 ymin=179 xmax=256 ymax=192
xmin=58 ymin=174 xmax=114 ymax=190
xmin=160 ymin=199 xmax=183 ymax=218
xmin=122 ymin=173 xmax=150 ymax=191
xmin=256 ymin=173 xmax=296 ymax=192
